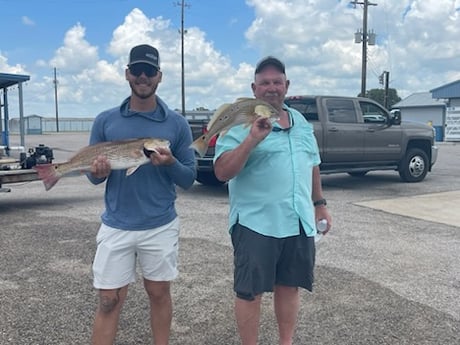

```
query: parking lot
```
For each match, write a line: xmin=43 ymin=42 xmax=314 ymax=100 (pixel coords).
xmin=1 ymin=133 xmax=459 ymax=345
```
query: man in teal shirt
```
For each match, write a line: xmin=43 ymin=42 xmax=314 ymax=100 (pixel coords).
xmin=214 ymin=56 xmax=332 ymax=345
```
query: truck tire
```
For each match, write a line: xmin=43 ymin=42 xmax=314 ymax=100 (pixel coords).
xmin=196 ymin=171 xmax=225 ymax=186
xmin=398 ymin=148 xmax=429 ymax=182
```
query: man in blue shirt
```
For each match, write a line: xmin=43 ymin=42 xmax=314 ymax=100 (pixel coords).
xmin=87 ymin=44 xmax=196 ymax=345
xmin=214 ymin=56 xmax=332 ymax=345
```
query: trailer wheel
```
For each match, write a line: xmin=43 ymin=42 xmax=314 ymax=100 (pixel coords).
xmin=398 ymin=148 xmax=429 ymax=182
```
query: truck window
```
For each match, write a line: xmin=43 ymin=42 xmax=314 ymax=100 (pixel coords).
xmin=285 ymin=99 xmax=318 ymax=121
xmin=326 ymin=99 xmax=357 ymax=123
xmin=359 ymin=101 xmax=387 ymax=123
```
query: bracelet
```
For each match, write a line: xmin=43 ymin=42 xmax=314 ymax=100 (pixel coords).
xmin=313 ymin=198 xmax=327 ymax=207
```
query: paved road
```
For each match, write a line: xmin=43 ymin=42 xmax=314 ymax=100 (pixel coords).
xmin=1 ymin=134 xmax=459 ymax=345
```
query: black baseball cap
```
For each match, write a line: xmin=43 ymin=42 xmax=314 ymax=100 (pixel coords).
xmin=255 ymin=56 xmax=285 ymax=74
xmin=128 ymin=44 xmax=160 ymax=69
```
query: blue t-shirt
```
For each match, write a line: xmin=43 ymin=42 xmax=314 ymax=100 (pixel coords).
xmin=214 ymin=106 xmax=321 ymax=238
xmin=87 ymin=96 xmax=196 ymax=230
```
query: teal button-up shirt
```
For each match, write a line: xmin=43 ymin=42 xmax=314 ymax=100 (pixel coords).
xmin=214 ymin=106 xmax=321 ymax=238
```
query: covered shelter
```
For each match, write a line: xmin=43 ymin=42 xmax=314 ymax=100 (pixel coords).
xmin=0 ymin=72 xmax=30 ymax=148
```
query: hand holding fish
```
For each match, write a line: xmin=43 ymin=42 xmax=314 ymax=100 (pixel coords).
xmin=148 ymin=146 xmax=176 ymax=166
xmin=249 ymin=116 xmax=273 ymax=143
xmin=90 ymin=155 xmax=111 ymax=179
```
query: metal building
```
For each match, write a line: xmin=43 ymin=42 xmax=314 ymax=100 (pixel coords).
xmin=430 ymin=80 xmax=460 ymax=142
xmin=392 ymin=92 xmax=446 ymax=141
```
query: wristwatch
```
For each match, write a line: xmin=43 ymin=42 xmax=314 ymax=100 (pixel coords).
xmin=313 ymin=198 xmax=327 ymax=207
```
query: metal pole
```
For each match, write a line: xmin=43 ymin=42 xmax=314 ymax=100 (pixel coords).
xmin=2 ymin=89 xmax=8 ymax=147
xmin=0 ymin=89 xmax=3 ymax=144
xmin=54 ymin=67 xmax=59 ymax=132
xmin=18 ymin=82 xmax=25 ymax=147
xmin=360 ymin=0 xmax=368 ymax=97
xmin=180 ymin=0 xmax=186 ymax=116
xmin=383 ymin=71 xmax=390 ymax=109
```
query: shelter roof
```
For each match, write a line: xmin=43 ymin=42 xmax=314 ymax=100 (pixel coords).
xmin=0 ymin=72 xmax=30 ymax=89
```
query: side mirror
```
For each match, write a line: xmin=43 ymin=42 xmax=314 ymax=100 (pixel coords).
xmin=390 ymin=110 xmax=401 ymax=125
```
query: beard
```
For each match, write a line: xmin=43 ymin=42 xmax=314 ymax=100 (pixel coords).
xmin=129 ymin=79 xmax=157 ymax=99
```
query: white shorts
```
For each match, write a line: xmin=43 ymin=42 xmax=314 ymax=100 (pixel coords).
xmin=92 ymin=218 xmax=180 ymax=289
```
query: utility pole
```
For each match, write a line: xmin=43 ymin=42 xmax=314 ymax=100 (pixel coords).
xmin=53 ymin=67 xmax=59 ymax=132
xmin=379 ymin=70 xmax=390 ymax=109
xmin=174 ymin=0 xmax=190 ymax=116
xmin=352 ymin=0 xmax=377 ymax=97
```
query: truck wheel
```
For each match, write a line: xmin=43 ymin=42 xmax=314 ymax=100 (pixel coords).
xmin=196 ymin=171 xmax=225 ymax=186
xmin=398 ymin=148 xmax=429 ymax=182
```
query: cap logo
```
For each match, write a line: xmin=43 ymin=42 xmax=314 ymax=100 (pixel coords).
xmin=146 ymin=53 xmax=157 ymax=60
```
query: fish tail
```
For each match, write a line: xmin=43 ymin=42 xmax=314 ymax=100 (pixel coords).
xmin=190 ymin=136 xmax=209 ymax=157
xmin=33 ymin=164 xmax=61 ymax=191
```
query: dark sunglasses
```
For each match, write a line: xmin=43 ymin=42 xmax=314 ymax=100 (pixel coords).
xmin=272 ymin=116 xmax=294 ymax=132
xmin=129 ymin=64 xmax=159 ymax=78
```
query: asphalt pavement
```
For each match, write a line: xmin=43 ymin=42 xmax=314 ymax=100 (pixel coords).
xmin=1 ymin=133 xmax=459 ymax=345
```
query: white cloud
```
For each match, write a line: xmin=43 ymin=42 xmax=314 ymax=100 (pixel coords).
xmin=1 ymin=1 xmax=459 ymax=118
xmin=21 ymin=16 xmax=35 ymax=26
xmin=49 ymin=23 xmax=99 ymax=72
xmin=245 ymin=0 xmax=460 ymax=98
xmin=0 ymin=54 xmax=27 ymax=74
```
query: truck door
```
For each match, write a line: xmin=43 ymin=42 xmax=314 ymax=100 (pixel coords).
xmin=322 ymin=98 xmax=365 ymax=162
xmin=358 ymin=100 xmax=402 ymax=160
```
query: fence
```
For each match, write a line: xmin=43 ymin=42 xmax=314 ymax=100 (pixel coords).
xmin=8 ymin=117 xmax=95 ymax=134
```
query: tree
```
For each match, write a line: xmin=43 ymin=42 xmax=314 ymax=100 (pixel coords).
xmin=363 ymin=88 xmax=401 ymax=109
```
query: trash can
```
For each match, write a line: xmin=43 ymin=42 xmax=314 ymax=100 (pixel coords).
xmin=433 ymin=125 xmax=444 ymax=142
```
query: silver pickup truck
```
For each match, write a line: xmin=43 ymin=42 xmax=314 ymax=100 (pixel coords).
xmin=193 ymin=95 xmax=438 ymax=185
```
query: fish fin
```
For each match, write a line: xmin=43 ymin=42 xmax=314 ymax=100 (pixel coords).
xmin=190 ymin=136 xmax=209 ymax=157
xmin=33 ymin=164 xmax=61 ymax=191
xmin=219 ymin=129 xmax=229 ymax=137
xmin=235 ymin=97 xmax=255 ymax=102
xmin=126 ymin=166 xmax=141 ymax=176
xmin=207 ymin=103 xmax=231 ymax=130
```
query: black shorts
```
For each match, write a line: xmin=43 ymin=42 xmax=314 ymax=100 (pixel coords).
xmin=231 ymin=222 xmax=316 ymax=301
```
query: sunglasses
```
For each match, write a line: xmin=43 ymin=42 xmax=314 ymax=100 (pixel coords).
xmin=272 ymin=116 xmax=294 ymax=132
xmin=129 ymin=64 xmax=159 ymax=78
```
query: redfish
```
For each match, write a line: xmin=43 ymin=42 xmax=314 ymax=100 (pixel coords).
xmin=33 ymin=137 xmax=170 ymax=191
xmin=191 ymin=98 xmax=279 ymax=157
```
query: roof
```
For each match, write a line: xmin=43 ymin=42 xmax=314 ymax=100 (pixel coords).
xmin=392 ymin=92 xmax=446 ymax=109
xmin=0 ymin=72 xmax=30 ymax=89
xmin=430 ymin=80 xmax=460 ymax=99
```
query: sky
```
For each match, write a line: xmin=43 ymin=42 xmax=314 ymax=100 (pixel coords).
xmin=1 ymin=0 xmax=459 ymax=118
